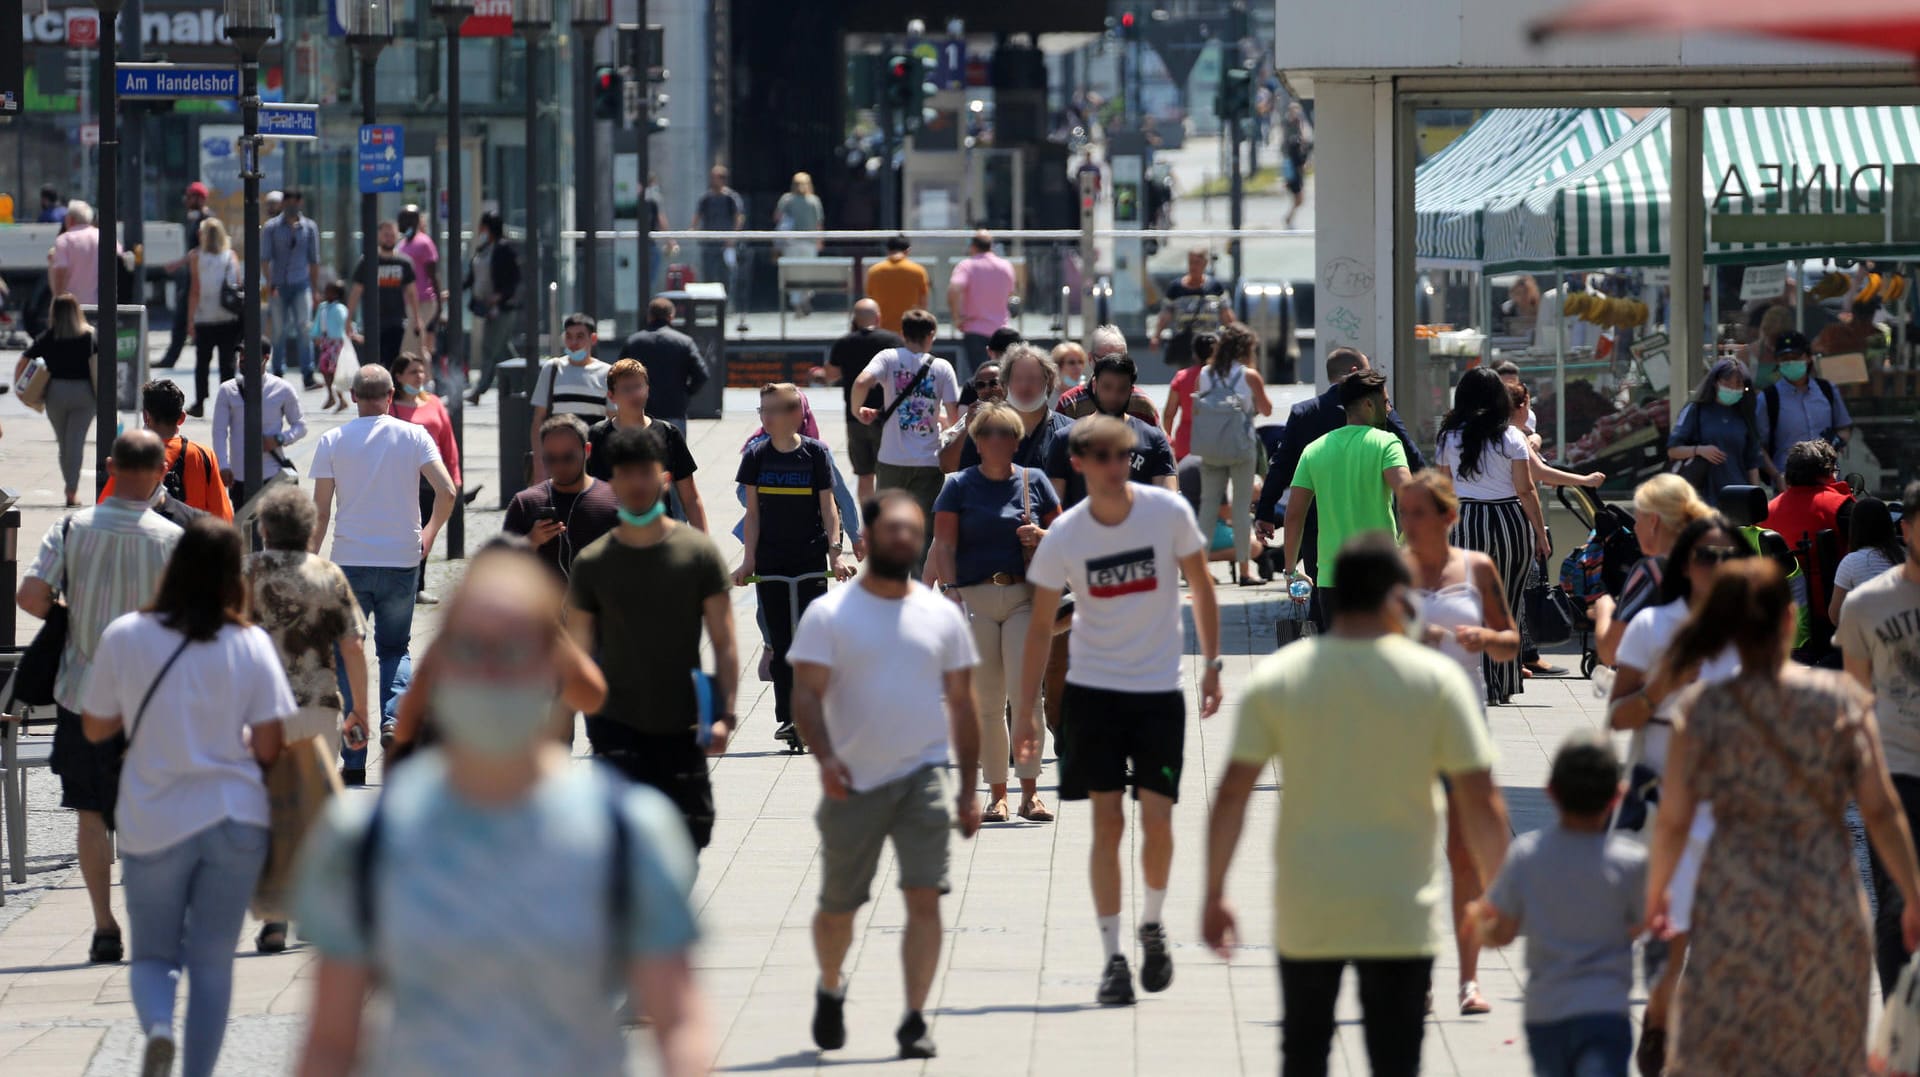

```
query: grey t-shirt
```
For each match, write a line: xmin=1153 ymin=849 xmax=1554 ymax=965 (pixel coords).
xmin=1485 ymin=825 xmax=1647 ymax=1025
xmin=1836 ymin=569 xmax=1920 ymax=777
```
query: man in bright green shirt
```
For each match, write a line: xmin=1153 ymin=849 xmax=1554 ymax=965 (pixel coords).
xmin=1280 ymin=369 xmax=1413 ymax=600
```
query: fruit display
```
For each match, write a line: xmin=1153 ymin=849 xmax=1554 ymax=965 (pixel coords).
xmin=1561 ymin=292 xmax=1650 ymax=329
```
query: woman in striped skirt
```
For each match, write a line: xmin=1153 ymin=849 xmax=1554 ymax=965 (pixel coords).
xmin=1435 ymin=367 xmax=1551 ymax=704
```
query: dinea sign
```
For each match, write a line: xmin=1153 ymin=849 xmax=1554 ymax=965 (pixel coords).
xmin=66 ymin=12 xmax=100 ymax=46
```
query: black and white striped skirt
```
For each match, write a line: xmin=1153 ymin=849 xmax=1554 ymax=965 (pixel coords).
xmin=1453 ymin=497 xmax=1529 ymax=705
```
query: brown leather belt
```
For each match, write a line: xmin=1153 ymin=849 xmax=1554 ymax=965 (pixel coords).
xmin=962 ymin=573 xmax=1025 ymax=587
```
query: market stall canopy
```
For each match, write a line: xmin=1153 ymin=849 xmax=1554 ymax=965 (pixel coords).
xmin=1482 ymin=106 xmax=1920 ymax=270
xmin=1529 ymin=0 xmax=1920 ymax=58
xmin=1415 ymin=108 xmax=1634 ymax=266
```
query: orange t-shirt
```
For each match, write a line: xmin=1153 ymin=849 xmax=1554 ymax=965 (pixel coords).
xmin=866 ymin=254 xmax=930 ymax=334
xmin=100 ymin=435 xmax=235 ymax=520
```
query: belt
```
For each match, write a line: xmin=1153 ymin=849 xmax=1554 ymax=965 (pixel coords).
xmin=961 ymin=573 xmax=1025 ymax=587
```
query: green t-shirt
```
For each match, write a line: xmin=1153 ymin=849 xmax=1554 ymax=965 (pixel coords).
xmin=565 ymin=524 xmax=730 ymax=736
xmin=1231 ymin=635 xmax=1495 ymax=959
xmin=1291 ymin=424 xmax=1409 ymax=586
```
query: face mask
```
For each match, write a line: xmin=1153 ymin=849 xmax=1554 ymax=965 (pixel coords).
xmin=1778 ymin=360 xmax=1809 ymax=382
xmin=566 ymin=348 xmax=590 ymax=365
xmin=1715 ymin=387 xmax=1745 ymax=407
xmin=398 ymin=382 xmax=422 ymax=397
xmin=432 ymin=679 xmax=554 ymax=758
xmin=1009 ymin=391 xmax=1048 ymax=414
xmin=618 ymin=499 xmax=667 ymax=528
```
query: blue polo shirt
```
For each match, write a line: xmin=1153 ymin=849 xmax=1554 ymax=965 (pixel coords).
xmin=1756 ymin=376 xmax=1851 ymax=472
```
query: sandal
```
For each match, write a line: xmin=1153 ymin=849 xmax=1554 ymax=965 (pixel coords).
xmin=256 ymin=922 xmax=289 ymax=954
xmin=1458 ymin=980 xmax=1491 ymax=1015
xmin=89 ymin=929 xmax=123 ymax=964
xmin=1018 ymin=798 xmax=1054 ymax=822
xmin=982 ymin=798 xmax=1009 ymax=823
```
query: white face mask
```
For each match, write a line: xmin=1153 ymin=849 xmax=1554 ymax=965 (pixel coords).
xmin=431 ymin=679 xmax=554 ymax=758
xmin=1009 ymin=391 xmax=1049 ymax=414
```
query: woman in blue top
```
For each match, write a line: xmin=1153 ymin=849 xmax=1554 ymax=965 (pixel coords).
xmin=1668 ymin=358 xmax=1765 ymax=504
xmin=926 ymin=402 xmax=1063 ymax=824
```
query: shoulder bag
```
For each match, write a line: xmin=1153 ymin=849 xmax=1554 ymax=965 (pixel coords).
xmin=218 ymin=251 xmax=245 ymax=317
xmin=1524 ymin=558 xmax=1579 ymax=647
xmin=876 ymin=351 xmax=935 ymax=427
xmin=9 ymin=519 xmax=73 ymax=708
xmin=1666 ymin=406 xmax=1714 ymax=495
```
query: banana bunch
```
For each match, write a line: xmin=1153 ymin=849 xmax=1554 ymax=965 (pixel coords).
xmin=1809 ymin=272 xmax=1851 ymax=301
xmin=1562 ymin=292 xmax=1649 ymax=328
xmin=1859 ymin=272 xmax=1909 ymax=304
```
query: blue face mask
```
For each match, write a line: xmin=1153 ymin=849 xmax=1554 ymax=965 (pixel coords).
xmin=567 ymin=348 xmax=591 ymax=365
xmin=398 ymin=382 xmax=422 ymax=397
xmin=1777 ymin=359 xmax=1809 ymax=382
xmin=1716 ymin=386 xmax=1745 ymax=407
xmin=617 ymin=499 xmax=666 ymax=528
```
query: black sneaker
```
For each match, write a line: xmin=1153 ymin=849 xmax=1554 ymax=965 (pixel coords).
xmin=811 ymin=986 xmax=846 ymax=1051
xmin=775 ymin=721 xmax=797 ymax=742
xmin=340 ymin=768 xmax=367 ymax=787
xmin=1138 ymin=922 xmax=1173 ymax=992
xmin=895 ymin=1011 xmax=936 ymax=1059
xmin=1097 ymin=954 xmax=1136 ymax=1006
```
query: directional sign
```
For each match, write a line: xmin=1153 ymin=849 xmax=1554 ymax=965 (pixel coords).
xmin=259 ymin=103 xmax=319 ymax=140
xmin=358 ymin=124 xmax=403 ymax=194
xmin=115 ymin=63 xmax=239 ymax=99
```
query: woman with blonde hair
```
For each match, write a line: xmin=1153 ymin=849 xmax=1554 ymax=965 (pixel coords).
xmin=775 ymin=171 xmax=825 ymax=315
xmin=13 ymin=293 xmax=95 ymax=504
xmin=184 ymin=216 xmax=242 ymax=416
xmin=1593 ymin=474 xmax=1711 ymax=666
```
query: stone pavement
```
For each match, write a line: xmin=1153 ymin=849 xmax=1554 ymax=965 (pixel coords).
xmin=1 ymin=367 xmax=1612 ymax=1074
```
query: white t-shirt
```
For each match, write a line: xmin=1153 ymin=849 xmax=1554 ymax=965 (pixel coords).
xmin=858 ymin=347 xmax=959 ymax=469
xmin=1027 ymin=484 xmax=1207 ymax=693
xmin=532 ymin=357 xmax=611 ymax=420
xmin=787 ymin=582 xmax=979 ymax=790
xmin=80 ymin=614 xmax=296 ymax=855
xmin=1836 ymin=548 xmax=1900 ymax=592
xmin=1436 ymin=426 xmax=1532 ymax=500
xmin=1614 ymin=598 xmax=1740 ymax=773
xmin=310 ymin=414 xmax=443 ymax=568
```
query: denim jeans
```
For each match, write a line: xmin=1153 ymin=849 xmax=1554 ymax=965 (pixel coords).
xmin=268 ymin=283 xmax=314 ymax=379
xmin=335 ymin=564 xmax=418 ymax=769
xmin=123 ymin=819 xmax=269 ymax=1077
xmin=1525 ymin=1014 xmax=1633 ymax=1077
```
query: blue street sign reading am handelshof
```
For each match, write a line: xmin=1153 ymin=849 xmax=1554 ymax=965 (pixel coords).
xmin=259 ymin=104 xmax=319 ymax=140
xmin=114 ymin=63 xmax=239 ymax=99
xmin=358 ymin=124 xmax=403 ymax=194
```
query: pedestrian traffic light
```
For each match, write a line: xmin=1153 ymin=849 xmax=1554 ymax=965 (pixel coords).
xmin=1119 ymin=11 xmax=1138 ymax=39
xmin=885 ymin=54 xmax=912 ymax=111
xmin=1215 ymin=66 xmax=1251 ymax=122
xmin=592 ymin=65 xmax=622 ymax=121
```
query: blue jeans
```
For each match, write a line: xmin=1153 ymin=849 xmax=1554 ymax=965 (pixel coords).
xmin=269 ymin=283 xmax=314 ymax=379
xmin=1526 ymin=1014 xmax=1633 ymax=1077
xmin=123 ymin=820 xmax=269 ymax=1077
xmin=336 ymin=564 xmax=417 ymax=769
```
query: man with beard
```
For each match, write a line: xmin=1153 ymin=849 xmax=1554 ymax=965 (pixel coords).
xmin=503 ymin=415 xmax=621 ymax=580
xmin=791 ymin=490 xmax=981 ymax=1060
xmin=1044 ymin=353 xmax=1177 ymax=509
xmin=565 ymin=425 xmax=738 ymax=851
xmin=1280 ymin=369 xmax=1414 ymax=618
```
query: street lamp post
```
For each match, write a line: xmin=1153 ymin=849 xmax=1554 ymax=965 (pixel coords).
xmin=572 ymin=0 xmax=607 ymax=318
xmin=515 ymin=0 xmax=553 ymax=362
xmin=224 ymin=0 xmax=275 ymax=503
xmin=433 ymin=0 xmax=474 ymax=556
xmin=93 ymin=0 xmax=123 ymax=498
xmin=348 ymin=0 xmax=394 ymax=356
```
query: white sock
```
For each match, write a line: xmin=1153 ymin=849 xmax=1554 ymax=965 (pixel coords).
xmin=818 ymin=976 xmax=846 ymax=999
xmin=1098 ymin=915 xmax=1123 ymax=959
xmin=1142 ymin=887 xmax=1168 ymax=927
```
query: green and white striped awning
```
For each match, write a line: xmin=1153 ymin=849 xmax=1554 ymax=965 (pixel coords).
xmin=1415 ymin=108 xmax=1633 ymax=265
xmin=1483 ymin=107 xmax=1920 ymax=270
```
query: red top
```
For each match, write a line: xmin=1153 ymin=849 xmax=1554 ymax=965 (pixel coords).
xmin=1166 ymin=365 xmax=1201 ymax=459
xmin=393 ymin=394 xmax=461 ymax=487
xmin=1765 ymin=479 xmax=1852 ymax=553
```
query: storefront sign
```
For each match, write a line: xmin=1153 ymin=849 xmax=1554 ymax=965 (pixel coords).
xmin=1713 ymin=163 xmax=1886 ymax=214
xmin=460 ymin=0 xmax=512 ymax=37
xmin=22 ymin=7 xmax=281 ymax=49
xmin=65 ymin=10 xmax=97 ymax=45
xmin=1739 ymin=264 xmax=1788 ymax=302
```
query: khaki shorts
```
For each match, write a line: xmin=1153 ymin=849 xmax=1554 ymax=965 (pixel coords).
xmin=816 ymin=764 xmax=952 ymax=913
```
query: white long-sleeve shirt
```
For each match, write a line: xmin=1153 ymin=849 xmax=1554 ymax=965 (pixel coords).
xmin=212 ymin=372 xmax=307 ymax=481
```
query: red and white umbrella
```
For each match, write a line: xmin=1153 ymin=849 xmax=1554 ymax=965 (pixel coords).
xmin=1530 ymin=0 xmax=1920 ymax=58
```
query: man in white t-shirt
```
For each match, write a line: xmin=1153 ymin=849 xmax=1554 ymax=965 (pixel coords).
xmin=852 ymin=308 xmax=960 ymax=535
xmin=1015 ymin=415 xmax=1223 ymax=1007
xmin=530 ymin=312 xmax=612 ymax=483
xmin=788 ymin=489 xmax=981 ymax=1060
xmin=308 ymin=364 xmax=458 ymax=784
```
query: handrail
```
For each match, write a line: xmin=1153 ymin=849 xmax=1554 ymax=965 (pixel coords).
xmin=557 ymin=228 xmax=1313 ymax=242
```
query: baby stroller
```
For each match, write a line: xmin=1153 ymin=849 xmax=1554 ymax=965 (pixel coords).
xmin=1556 ymin=485 xmax=1642 ymax=678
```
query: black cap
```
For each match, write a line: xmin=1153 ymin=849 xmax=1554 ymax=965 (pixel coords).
xmin=1773 ymin=330 xmax=1811 ymax=358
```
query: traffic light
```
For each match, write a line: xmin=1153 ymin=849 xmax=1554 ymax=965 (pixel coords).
xmin=885 ymin=54 xmax=912 ymax=111
xmin=1119 ymin=10 xmax=1138 ymax=39
xmin=592 ymin=65 xmax=622 ymax=121
xmin=1215 ymin=66 xmax=1251 ymax=122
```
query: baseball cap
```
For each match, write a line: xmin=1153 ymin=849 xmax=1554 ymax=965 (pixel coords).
xmin=186 ymin=181 xmax=209 ymax=198
xmin=1773 ymin=330 xmax=1811 ymax=358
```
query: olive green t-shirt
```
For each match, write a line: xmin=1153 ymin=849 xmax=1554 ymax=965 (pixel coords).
xmin=566 ymin=524 xmax=730 ymax=736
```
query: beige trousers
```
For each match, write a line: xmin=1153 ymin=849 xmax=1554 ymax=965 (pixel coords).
xmin=956 ymin=581 xmax=1045 ymax=784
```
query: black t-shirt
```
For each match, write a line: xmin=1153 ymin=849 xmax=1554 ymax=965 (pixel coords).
xmin=585 ymin=418 xmax=698 ymax=484
xmin=694 ymin=188 xmax=745 ymax=231
xmin=1163 ymin=277 xmax=1229 ymax=365
xmin=501 ymin=478 xmax=622 ymax=578
xmin=25 ymin=330 xmax=96 ymax=381
xmin=828 ymin=326 xmax=906 ymax=410
xmin=1043 ymin=413 xmax=1177 ymax=509
xmin=349 ymin=253 xmax=417 ymax=330
xmin=184 ymin=207 xmax=209 ymax=254
xmin=734 ymin=435 xmax=833 ymax=573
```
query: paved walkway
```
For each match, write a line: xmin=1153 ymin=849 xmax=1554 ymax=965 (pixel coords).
xmin=0 ymin=369 xmax=1609 ymax=1074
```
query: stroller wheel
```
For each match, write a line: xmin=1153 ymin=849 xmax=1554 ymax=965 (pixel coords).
xmin=1580 ymin=650 xmax=1598 ymax=679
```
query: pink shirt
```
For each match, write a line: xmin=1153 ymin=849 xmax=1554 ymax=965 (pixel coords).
xmin=949 ymin=252 xmax=1016 ymax=336
xmin=50 ymin=226 xmax=110 ymax=304
xmin=392 ymin=394 xmax=461 ymax=487
xmin=1167 ymin=365 xmax=1201 ymax=460
xmin=397 ymin=232 xmax=440 ymax=302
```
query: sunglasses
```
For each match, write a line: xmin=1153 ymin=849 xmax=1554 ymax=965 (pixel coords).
xmin=972 ymin=377 xmax=1002 ymax=390
xmin=1692 ymin=544 xmax=1743 ymax=566
xmin=1075 ymin=448 xmax=1131 ymax=464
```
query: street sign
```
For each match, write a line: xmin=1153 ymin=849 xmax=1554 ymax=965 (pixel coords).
xmin=114 ymin=62 xmax=240 ymax=99
xmin=461 ymin=0 xmax=513 ymax=37
xmin=358 ymin=124 xmax=403 ymax=194
xmin=259 ymin=103 xmax=319 ymax=141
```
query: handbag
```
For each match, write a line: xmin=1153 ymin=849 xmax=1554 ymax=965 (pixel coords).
xmin=1525 ymin=559 xmax=1579 ymax=647
xmin=252 ymin=736 xmax=343 ymax=920
xmin=1188 ymin=365 xmax=1258 ymax=462
xmin=1871 ymin=952 xmax=1920 ymax=1075
xmin=15 ymin=357 xmax=50 ymax=412
xmin=1666 ymin=406 xmax=1714 ymax=495
xmin=9 ymin=519 xmax=72 ymax=708
xmin=217 ymin=253 xmax=245 ymax=317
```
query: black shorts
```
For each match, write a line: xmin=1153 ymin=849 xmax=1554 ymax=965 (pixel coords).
xmin=1057 ymin=684 xmax=1185 ymax=802
xmin=51 ymin=705 xmax=124 ymax=823
xmin=588 ymin=719 xmax=715 ymax=850
xmin=846 ymin=416 xmax=881 ymax=477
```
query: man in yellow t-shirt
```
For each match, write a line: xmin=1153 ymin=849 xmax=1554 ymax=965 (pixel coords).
xmin=865 ymin=235 xmax=930 ymax=334
xmin=1200 ymin=534 xmax=1509 ymax=1076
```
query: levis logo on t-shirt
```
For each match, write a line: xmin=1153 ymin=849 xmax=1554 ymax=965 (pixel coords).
xmin=1086 ymin=547 xmax=1157 ymax=597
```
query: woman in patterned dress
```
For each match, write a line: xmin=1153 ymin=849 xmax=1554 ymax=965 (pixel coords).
xmin=1647 ymin=558 xmax=1920 ymax=1075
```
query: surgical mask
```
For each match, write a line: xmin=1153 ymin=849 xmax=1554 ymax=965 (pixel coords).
xmin=398 ymin=382 xmax=422 ymax=397
xmin=1009 ymin=391 xmax=1048 ymax=414
xmin=618 ymin=499 xmax=667 ymax=528
xmin=566 ymin=347 xmax=591 ymax=365
xmin=1715 ymin=387 xmax=1745 ymax=407
xmin=432 ymin=679 xmax=554 ymax=757
xmin=1777 ymin=359 xmax=1809 ymax=382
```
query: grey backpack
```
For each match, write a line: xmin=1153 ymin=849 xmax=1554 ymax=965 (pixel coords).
xmin=1189 ymin=365 xmax=1256 ymax=462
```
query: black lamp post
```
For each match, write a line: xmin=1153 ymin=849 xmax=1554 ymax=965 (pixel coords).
xmin=572 ymin=0 xmax=607 ymax=318
xmin=515 ymin=0 xmax=552 ymax=361
xmin=224 ymin=0 xmax=275 ymax=503
xmin=433 ymin=0 xmax=474 ymax=556
xmin=348 ymin=0 xmax=393 ymax=354
xmin=93 ymin=0 xmax=124 ymax=497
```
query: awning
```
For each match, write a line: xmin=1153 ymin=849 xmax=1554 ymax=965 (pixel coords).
xmin=1483 ymin=106 xmax=1920 ymax=271
xmin=1414 ymin=108 xmax=1633 ymax=265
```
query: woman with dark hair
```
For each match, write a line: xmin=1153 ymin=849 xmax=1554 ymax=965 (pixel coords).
xmin=1667 ymin=357 xmax=1768 ymax=500
xmin=391 ymin=352 xmax=464 ymax=603
xmin=1160 ymin=330 xmax=1218 ymax=460
xmin=1650 ymin=559 xmax=1920 ymax=1075
xmin=1829 ymin=495 xmax=1905 ymax=624
xmin=1435 ymin=366 xmax=1549 ymax=704
xmin=80 ymin=518 xmax=295 ymax=1077
xmin=1605 ymin=513 xmax=1750 ymax=1074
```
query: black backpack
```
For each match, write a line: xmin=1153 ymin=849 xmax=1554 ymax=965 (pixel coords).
xmin=155 ymin=441 xmax=214 ymax=527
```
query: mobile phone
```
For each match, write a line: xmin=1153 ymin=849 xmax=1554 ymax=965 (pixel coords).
xmin=533 ymin=505 xmax=560 ymax=524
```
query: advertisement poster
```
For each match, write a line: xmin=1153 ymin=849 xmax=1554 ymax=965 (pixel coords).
xmin=199 ymin=124 xmax=287 ymax=227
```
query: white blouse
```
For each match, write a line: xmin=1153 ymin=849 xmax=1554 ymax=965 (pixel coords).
xmin=1436 ymin=426 xmax=1532 ymax=500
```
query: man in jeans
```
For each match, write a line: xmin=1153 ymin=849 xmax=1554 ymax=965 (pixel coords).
xmin=261 ymin=190 xmax=321 ymax=387
xmin=309 ymin=364 xmax=457 ymax=784
xmin=16 ymin=431 xmax=183 ymax=963
xmin=1203 ymin=535 xmax=1509 ymax=1076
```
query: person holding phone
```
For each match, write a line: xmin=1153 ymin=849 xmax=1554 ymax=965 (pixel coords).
xmin=503 ymin=415 xmax=620 ymax=581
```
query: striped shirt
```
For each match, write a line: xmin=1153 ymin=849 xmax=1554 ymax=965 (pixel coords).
xmin=530 ymin=357 xmax=610 ymax=420
xmin=27 ymin=500 xmax=184 ymax=711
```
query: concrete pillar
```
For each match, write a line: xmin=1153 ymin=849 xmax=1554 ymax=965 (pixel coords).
xmin=1308 ymin=76 xmax=1397 ymax=389
xmin=1668 ymin=105 xmax=1704 ymax=421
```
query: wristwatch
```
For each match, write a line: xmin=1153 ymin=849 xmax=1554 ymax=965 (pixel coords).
xmin=1205 ymin=657 xmax=1225 ymax=673
xmin=829 ymin=542 xmax=845 ymax=555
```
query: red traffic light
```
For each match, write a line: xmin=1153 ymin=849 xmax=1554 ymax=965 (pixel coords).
xmin=1120 ymin=11 xmax=1135 ymax=28
xmin=597 ymin=72 xmax=616 ymax=91
xmin=891 ymin=61 xmax=908 ymax=77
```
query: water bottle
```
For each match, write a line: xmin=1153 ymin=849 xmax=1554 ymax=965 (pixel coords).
xmin=1287 ymin=576 xmax=1313 ymax=603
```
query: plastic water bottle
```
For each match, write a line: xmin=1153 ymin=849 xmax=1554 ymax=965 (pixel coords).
xmin=1287 ymin=576 xmax=1313 ymax=603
